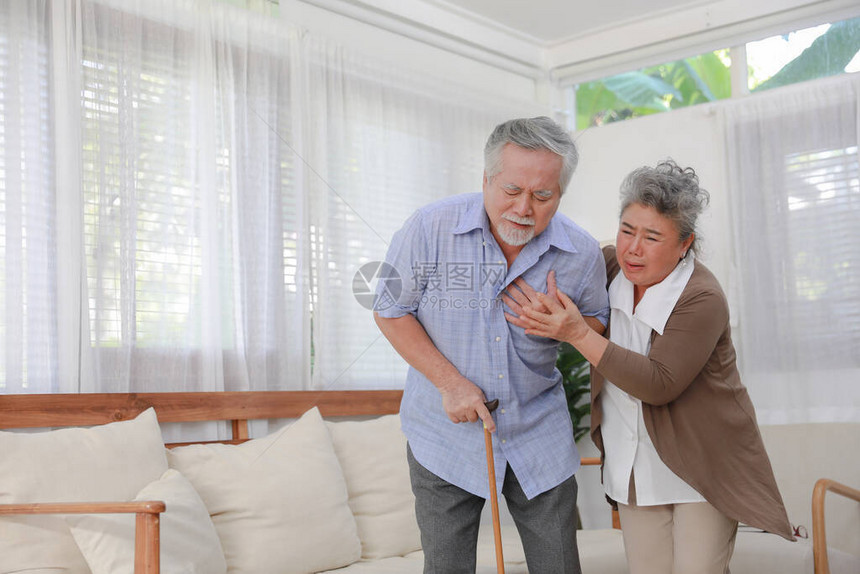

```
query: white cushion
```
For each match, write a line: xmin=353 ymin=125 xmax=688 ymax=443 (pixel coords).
xmin=577 ymin=528 xmax=629 ymax=574
xmin=66 ymin=469 xmax=227 ymax=574
xmin=168 ymin=406 xmax=361 ymax=574
xmin=317 ymin=551 xmax=425 ymax=573
xmin=319 ymin=525 xmax=532 ymax=574
xmin=327 ymin=414 xmax=421 ymax=560
xmin=0 ymin=408 xmax=168 ymax=574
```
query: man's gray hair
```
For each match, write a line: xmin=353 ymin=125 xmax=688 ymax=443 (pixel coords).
xmin=484 ymin=116 xmax=578 ymax=195
xmin=619 ymin=159 xmax=710 ymax=255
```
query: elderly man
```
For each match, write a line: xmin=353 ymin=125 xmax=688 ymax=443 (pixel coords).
xmin=374 ymin=116 xmax=609 ymax=574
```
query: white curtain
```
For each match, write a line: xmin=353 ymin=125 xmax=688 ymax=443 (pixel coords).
xmin=723 ymin=75 xmax=860 ymax=424
xmin=0 ymin=0 xmax=536 ymax=394
xmin=0 ymin=0 xmax=56 ymax=392
xmin=298 ymin=37 xmax=523 ymax=390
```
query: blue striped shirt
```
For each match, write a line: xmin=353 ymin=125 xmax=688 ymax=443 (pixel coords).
xmin=376 ymin=193 xmax=609 ymax=499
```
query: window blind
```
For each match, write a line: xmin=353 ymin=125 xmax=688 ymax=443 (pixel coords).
xmin=781 ymin=145 xmax=860 ymax=365
xmin=726 ymin=76 xmax=860 ymax=378
xmin=81 ymin=7 xmax=198 ymax=349
xmin=0 ymin=2 xmax=56 ymax=392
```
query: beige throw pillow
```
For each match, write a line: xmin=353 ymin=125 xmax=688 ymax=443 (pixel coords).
xmin=167 ymin=406 xmax=361 ymax=574
xmin=66 ymin=469 xmax=227 ymax=574
xmin=327 ymin=414 xmax=421 ymax=559
xmin=0 ymin=408 xmax=168 ymax=574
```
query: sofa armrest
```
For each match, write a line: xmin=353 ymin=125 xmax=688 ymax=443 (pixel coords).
xmin=812 ymin=478 xmax=860 ymax=574
xmin=0 ymin=500 xmax=166 ymax=574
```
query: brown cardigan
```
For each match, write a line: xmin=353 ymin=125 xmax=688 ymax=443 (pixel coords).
xmin=591 ymin=246 xmax=795 ymax=541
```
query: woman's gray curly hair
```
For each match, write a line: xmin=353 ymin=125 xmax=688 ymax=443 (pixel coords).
xmin=619 ymin=159 xmax=710 ymax=255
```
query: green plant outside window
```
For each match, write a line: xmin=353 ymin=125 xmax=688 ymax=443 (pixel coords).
xmin=575 ymin=15 xmax=860 ymax=131
xmin=748 ymin=16 xmax=860 ymax=92
xmin=575 ymin=50 xmax=732 ymax=131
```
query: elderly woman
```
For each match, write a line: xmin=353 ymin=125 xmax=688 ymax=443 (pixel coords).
xmin=505 ymin=160 xmax=794 ymax=574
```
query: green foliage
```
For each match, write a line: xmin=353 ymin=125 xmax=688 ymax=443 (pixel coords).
xmin=576 ymin=50 xmax=731 ymax=130
xmin=754 ymin=18 xmax=860 ymax=92
xmin=605 ymin=72 xmax=679 ymax=110
xmin=576 ymin=16 xmax=860 ymax=128
xmin=557 ymin=341 xmax=591 ymax=442
xmin=685 ymin=51 xmax=732 ymax=100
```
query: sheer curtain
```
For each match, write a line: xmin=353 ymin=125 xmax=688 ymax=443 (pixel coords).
xmin=723 ymin=74 xmax=860 ymax=424
xmin=298 ymin=37 xmax=526 ymax=391
xmin=73 ymin=0 xmax=308 ymax=393
xmin=0 ymin=0 xmax=537 ymax=394
xmin=0 ymin=0 xmax=57 ymax=393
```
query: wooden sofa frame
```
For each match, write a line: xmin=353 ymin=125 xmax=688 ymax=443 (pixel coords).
xmin=2 ymin=391 xmax=855 ymax=574
xmin=812 ymin=478 xmax=860 ymax=574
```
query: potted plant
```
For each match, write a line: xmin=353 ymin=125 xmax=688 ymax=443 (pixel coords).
xmin=557 ymin=342 xmax=591 ymax=442
xmin=557 ymin=341 xmax=592 ymax=529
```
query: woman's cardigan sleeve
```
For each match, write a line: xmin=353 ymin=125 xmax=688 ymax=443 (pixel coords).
xmin=595 ymin=284 xmax=730 ymax=405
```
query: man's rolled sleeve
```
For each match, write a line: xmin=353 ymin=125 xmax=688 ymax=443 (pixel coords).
xmin=576 ymin=246 xmax=610 ymax=326
xmin=374 ymin=210 xmax=427 ymax=319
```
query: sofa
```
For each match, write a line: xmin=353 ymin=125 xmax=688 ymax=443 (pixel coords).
xmin=0 ymin=390 xmax=857 ymax=574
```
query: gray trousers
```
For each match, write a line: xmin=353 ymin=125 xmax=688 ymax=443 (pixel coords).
xmin=407 ymin=444 xmax=582 ymax=574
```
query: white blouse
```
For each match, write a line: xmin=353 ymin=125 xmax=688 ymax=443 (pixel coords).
xmin=601 ymin=255 xmax=706 ymax=506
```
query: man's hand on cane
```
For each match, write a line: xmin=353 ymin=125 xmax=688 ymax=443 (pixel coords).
xmin=438 ymin=376 xmax=496 ymax=433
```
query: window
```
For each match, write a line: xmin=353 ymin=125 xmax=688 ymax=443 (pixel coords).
xmin=748 ymin=16 xmax=860 ymax=92
xmin=778 ymin=145 xmax=859 ymax=363
xmin=306 ymin=59 xmax=497 ymax=390
xmin=574 ymin=50 xmax=731 ymax=130
xmin=730 ymin=104 xmax=860 ymax=370
xmin=1 ymin=1 xmax=308 ymax=393
xmin=0 ymin=3 xmax=56 ymax=392
xmin=575 ymin=15 xmax=860 ymax=130
xmin=0 ymin=1 xmax=504 ymax=394
xmin=76 ymin=2 xmax=304 ymax=392
xmin=724 ymin=76 xmax=860 ymax=422
xmin=81 ymin=9 xmax=198 ymax=349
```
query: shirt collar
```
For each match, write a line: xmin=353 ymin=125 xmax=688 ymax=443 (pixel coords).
xmin=452 ymin=193 xmax=485 ymax=235
xmin=540 ymin=216 xmax=578 ymax=254
xmin=452 ymin=193 xmax=578 ymax=255
xmin=608 ymin=254 xmax=695 ymax=335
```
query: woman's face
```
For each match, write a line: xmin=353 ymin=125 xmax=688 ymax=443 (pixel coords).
xmin=616 ymin=203 xmax=694 ymax=297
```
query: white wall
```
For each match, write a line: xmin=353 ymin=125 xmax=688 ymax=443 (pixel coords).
xmin=561 ymin=102 xmax=731 ymax=289
xmin=279 ymin=0 xmax=542 ymax=106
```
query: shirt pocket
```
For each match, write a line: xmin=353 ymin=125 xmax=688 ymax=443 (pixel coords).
xmin=510 ymin=326 xmax=560 ymax=381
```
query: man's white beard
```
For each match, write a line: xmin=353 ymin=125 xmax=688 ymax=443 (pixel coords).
xmin=498 ymin=214 xmax=535 ymax=246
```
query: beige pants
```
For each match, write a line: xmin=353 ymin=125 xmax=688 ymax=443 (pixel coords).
xmin=618 ymin=501 xmax=738 ymax=574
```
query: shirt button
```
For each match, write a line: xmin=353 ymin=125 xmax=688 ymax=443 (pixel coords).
xmin=500 ymin=409 xmax=506 ymax=414
xmin=501 ymin=439 xmax=507 ymax=444
xmin=495 ymin=336 xmax=501 ymax=342
xmin=498 ymin=374 xmax=504 ymax=379
xmin=482 ymin=241 xmax=486 ymax=246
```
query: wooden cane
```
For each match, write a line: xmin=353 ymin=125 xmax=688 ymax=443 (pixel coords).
xmin=483 ymin=399 xmax=504 ymax=574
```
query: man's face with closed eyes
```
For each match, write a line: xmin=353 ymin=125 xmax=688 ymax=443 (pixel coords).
xmin=482 ymin=144 xmax=562 ymax=253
